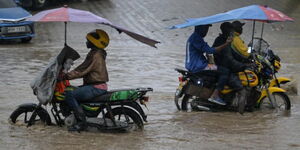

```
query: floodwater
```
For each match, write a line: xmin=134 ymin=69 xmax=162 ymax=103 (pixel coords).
xmin=1 ymin=0 xmax=300 ymax=149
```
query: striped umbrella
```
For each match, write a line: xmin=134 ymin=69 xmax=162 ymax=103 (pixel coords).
xmin=27 ymin=5 xmax=160 ymax=48
xmin=170 ymin=5 xmax=294 ymax=29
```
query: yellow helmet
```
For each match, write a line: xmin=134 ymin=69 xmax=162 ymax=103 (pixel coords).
xmin=86 ymin=29 xmax=109 ymax=49
xmin=273 ymin=60 xmax=281 ymax=72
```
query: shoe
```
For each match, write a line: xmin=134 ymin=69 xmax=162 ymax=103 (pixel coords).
xmin=68 ymin=122 xmax=87 ymax=132
xmin=208 ymin=97 xmax=226 ymax=105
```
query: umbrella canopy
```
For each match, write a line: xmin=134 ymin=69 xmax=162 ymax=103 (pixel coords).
xmin=26 ymin=6 xmax=160 ymax=48
xmin=170 ymin=5 xmax=294 ymax=29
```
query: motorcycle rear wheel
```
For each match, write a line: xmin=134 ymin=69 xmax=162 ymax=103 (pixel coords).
xmin=181 ymin=94 xmax=191 ymax=111
xmin=174 ymin=89 xmax=182 ymax=110
xmin=259 ymin=92 xmax=291 ymax=112
xmin=106 ymin=107 xmax=144 ymax=131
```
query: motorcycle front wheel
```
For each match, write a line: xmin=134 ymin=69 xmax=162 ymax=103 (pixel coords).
xmin=9 ymin=106 xmax=51 ymax=126
xmin=259 ymin=92 xmax=291 ymax=112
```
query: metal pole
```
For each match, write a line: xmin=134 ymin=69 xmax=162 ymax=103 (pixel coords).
xmin=64 ymin=22 xmax=67 ymax=46
xmin=260 ymin=22 xmax=265 ymax=39
xmin=251 ymin=20 xmax=256 ymax=52
xmin=259 ymin=22 xmax=265 ymax=54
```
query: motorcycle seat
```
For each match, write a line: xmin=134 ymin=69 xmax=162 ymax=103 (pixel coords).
xmin=175 ymin=68 xmax=218 ymax=77
xmin=80 ymin=93 xmax=112 ymax=102
xmin=191 ymin=70 xmax=218 ymax=77
xmin=80 ymin=88 xmax=139 ymax=103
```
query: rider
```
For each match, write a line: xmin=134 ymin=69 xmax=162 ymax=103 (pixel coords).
xmin=64 ymin=29 xmax=110 ymax=131
xmin=185 ymin=24 xmax=232 ymax=105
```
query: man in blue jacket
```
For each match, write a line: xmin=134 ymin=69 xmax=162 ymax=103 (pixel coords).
xmin=185 ymin=25 xmax=232 ymax=105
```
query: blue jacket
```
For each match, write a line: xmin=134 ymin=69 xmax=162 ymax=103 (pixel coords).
xmin=185 ymin=26 xmax=216 ymax=73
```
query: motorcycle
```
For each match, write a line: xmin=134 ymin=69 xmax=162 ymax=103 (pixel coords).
xmin=9 ymin=45 xmax=153 ymax=132
xmin=170 ymin=5 xmax=293 ymax=114
xmin=174 ymin=52 xmax=291 ymax=113
xmin=10 ymin=87 xmax=152 ymax=132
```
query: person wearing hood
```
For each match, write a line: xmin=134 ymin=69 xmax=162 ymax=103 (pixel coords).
xmin=185 ymin=24 xmax=232 ymax=106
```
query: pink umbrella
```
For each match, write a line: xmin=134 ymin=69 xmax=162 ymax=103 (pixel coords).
xmin=27 ymin=6 xmax=160 ymax=48
xmin=258 ymin=5 xmax=294 ymax=22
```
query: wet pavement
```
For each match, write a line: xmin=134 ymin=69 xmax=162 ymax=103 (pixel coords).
xmin=1 ymin=0 xmax=300 ymax=149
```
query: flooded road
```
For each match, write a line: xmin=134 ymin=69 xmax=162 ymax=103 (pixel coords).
xmin=1 ymin=0 xmax=300 ymax=149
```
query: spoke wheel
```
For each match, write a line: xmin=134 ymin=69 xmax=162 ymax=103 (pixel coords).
xmin=106 ymin=107 xmax=143 ymax=132
xmin=181 ymin=94 xmax=192 ymax=111
xmin=174 ymin=89 xmax=183 ymax=110
xmin=259 ymin=92 xmax=291 ymax=113
xmin=9 ymin=108 xmax=51 ymax=126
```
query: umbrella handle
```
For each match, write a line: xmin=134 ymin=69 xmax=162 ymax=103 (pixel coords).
xmin=250 ymin=21 xmax=256 ymax=52
xmin=64 ymin=22 xmax=67 ymax=45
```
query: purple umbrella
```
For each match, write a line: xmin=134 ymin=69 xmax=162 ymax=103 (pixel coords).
xmin=170 ymin=5 xmax=294 ymax=29
xmin=27 ymin=6 xmax=160 ymax=48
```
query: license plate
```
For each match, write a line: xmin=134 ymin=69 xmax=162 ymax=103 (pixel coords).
xmin=7 ymin=26 xmax=26 ymax=33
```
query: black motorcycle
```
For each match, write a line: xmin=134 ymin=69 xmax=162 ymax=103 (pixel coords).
xmin=9 ymin=87 xmax=153 ymax=132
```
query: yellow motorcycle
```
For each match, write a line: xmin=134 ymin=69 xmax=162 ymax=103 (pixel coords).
xmin=174 ymin=54 xmax=291 ymax=113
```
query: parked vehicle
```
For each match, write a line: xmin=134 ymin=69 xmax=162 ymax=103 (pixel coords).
xmin=0 ymin=0 xmax=34 ymax=42
xmin=14 ymin=0 xmax=50 ymax=9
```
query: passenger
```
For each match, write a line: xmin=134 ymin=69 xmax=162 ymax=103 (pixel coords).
xmin=231 ymin=21 xmax=251 ymax=63
xmin=185 ymin=25 xmax=232 ymax=106
xmin=213 ymin=22 xmax=244 ymax=91
xmin=64 ymin=29 xmax=110 ymax=131
xmin=213 ymin=22 xmax=233 ymax=65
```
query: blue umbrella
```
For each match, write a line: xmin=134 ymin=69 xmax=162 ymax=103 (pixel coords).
xmin=170 ymin=5 xmax=294 ymax=29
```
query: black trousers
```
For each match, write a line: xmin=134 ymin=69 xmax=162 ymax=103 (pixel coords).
xmin=215 ymin=66 xmax=230 ymax=90
xmin=194 ymin=66 xmax=229 ymax=91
